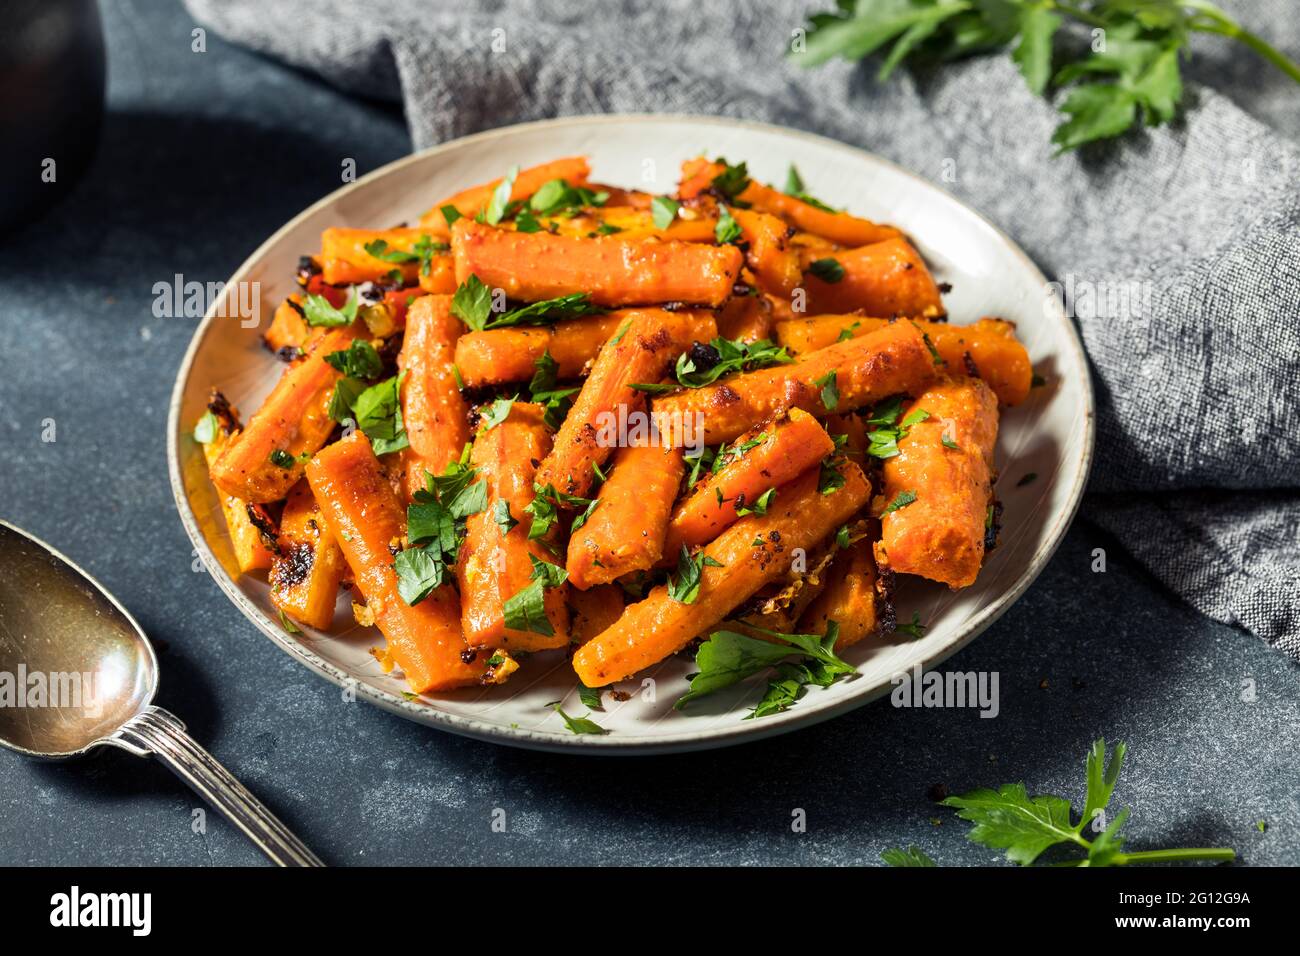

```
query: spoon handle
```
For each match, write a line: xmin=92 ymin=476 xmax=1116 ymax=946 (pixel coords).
xmin=115 ymin=707 xmax=324 ymax=867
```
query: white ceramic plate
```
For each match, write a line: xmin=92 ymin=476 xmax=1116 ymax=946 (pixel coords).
xmin=168 ymin=114 xmax=1093 ymax=753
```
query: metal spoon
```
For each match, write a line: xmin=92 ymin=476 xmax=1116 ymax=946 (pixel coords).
xmin=0 ymin=519 xmax=322 ymax=867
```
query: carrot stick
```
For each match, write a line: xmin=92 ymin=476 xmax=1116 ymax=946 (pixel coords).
xmin=210 ymin=326 xmax=357 ymax=503
xmin=535 ymin=309 xmax=715 ymax=497
xmin=566 ymin=439 xmax=684 ymax=590
xmin=263 ymin=297 xmax=319 ymax=355
xmin=875 ymin=376 xmax=999 ymax=589
xmin=664 ymin=408 xmax=835 ymax=553
xmin=457 ymin=402 xmax=570 ymax=651
xmin=652 ymin=319 xmax=938 ymax=445
xmin=417 ymin=255 xmax=457 ymax=294
xmin=452 ymin=219 xmax=743 ymax=308
xmin=568 ymin=584 xmax=626 ymax=645
xmin=732 ymin=207 xmax=802 ymax=297
xmin=198 ymin=399 xmax=274 ymax=573
xmin=740 ymin=178 xmax=903 ymax=248
xmin=529 ymin=206 xmax=717 ymax=243
xmin=774 ymin=315 xmax=1031 ymax=406
xmin=715 ymin=291 xmax=773 ymax=343
xmin=398 ymin=294 xmax=471 ymax=484
xmin=586 ymin=184 xmax=653 ymax=209
xmin=269 ymin=480 xmax=347 ymax=630
xmin=824 ymin=411 xmax=868 ymax=465
xmin=306 ymin=433 xmax=485 ymax=692
xmin=419 ymin=156 xmax=593 ymax=234
xmin=319 ymin=227 xmax=445 ymax=285
xmin=800 ymin=237 xmax=944 ymax=317
xmin=572 ymin=461 xmax=871 ymax=686
xmin=797 ymin=538 xmax=879 ymax=649
xmin=453 ymin=313 xmax=626 ymax=387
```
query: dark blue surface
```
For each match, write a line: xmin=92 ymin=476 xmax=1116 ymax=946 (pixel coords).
xmin=0 ymin=0 xmax=1295 ymax=866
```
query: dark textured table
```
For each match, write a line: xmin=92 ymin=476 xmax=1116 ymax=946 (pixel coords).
xmin=1 ymin=0 xmax=1296 ymax=867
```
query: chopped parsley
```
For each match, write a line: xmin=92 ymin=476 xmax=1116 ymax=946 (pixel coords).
xmin=808 ymin=258 xmax=845 ymax=283
xmin=651 ymin=195 xmax=679 ymax=230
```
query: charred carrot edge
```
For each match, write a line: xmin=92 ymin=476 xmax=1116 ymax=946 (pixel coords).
xmin=458 ymin=402 xmax=569 ymax=651
xmin=453 ymin=313 xmax=625 ymax=387
xmin=419 ymin=156 xmax=593 ymax=234
xmin=535 ymin=309 xmax=716 ymax=498
xmin=452 ymin=219 xmax=743 ymax=308
xmin=399 ymin=295 xmax=471 ymax=482
xmin=740 ymin=178 xmax=904 ymax=248
xmin=775 ymin=316 xmax=1032 ymax=406
xmin=652 ymin=319 xmax=938 ymax=446
xmin=665 ymin=408 xmax=835 ymax=553
xmin=716 ymin=291 xmax=773 ymax=343
xmin=797 ymin=537 xmax=879 ymax=649
xmin=200 ymin=419 xmax=274 ymax=573
xmin=568 ymin=584 xmax=626 ymax=645
xmin=306 ymin=433 xmax=484 ymax=692
xmin=801 ymin=237 xmax=944 ymax=318
xmin=566 ymin=440 xmax=684 ymax=590
xmin=319 ymin=227 xmax=438 ymax=285
xmin=264 ymin=297 xmax=317 ymax=355
xmin=269 ymin=480 xmax=347 ymax=630
xmin=875 ymin=376 xmax=999 ymax=589
xmin=210 ymin=326 xmax=358 ymax=503
xmin=572 ymin=461 xmax=871 ymax=686
xmin=732 ymin=207 xmax=802 ymax=297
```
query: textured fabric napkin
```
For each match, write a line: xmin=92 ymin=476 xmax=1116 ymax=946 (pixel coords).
xmin=185 ymin=0 xmax=1300 ymax=659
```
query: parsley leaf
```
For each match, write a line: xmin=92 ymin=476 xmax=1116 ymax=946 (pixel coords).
xmin=493 ymin=499 xmax=517 ymax=537
xmin=352 ymin=375 xmax=409 ymax=454
xmin=193 ymin=411 xmax=220 ymax=444
xmin=881 ymin=489 xmax=918 ymax=514
xmin=782 ymin=164 xmax=839 ymax=212
xmin=673 ymin=336 xmax=793 ymax=388
xmin=502 ymin=557 xmax=567 ymax=636
xmin=484 ymin=166 xmax=519 ymax=225
xmin=881 ymin=846 xmax=937 ymax=867
xmin=714 ymin=204 xmax=743 ymax=244
xmin=393 ymin=548 xmax=444 ymax=605
xmin=711 ymin=159 xmax=751 ymax=200
xmin=363 ymin=238 xmax=418 ymax=264
xmin=735 ymin=487 xmax=776 ymax=518
xmin=450 ymin=275 xmax=603 ymax=332
xmin=324 ymin=339 xmax=383 ymax=380
xmin=479 ymin=395 xmax=515 ymax=431
xmin=813 ymin=369 xmax=839 ymax=411
xmin=550 ymin=702 xmax=608 ymax=735
xmin=651 ymin=195 xmax=679 ymax=230
xmin=303 ymin=287 xmax=360 ymax=328
xmin=667 ymin=546 xmax=723 ymax=605
xmin=808 ymin=258 xmax=845 ymax=283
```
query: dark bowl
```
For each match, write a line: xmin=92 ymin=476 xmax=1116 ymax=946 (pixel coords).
xmin=0 ymin=0 xmax=106 ymax=235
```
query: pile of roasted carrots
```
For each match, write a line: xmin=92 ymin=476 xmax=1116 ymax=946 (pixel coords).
xmin=195 ymin=155 xmax=1033 ymax=718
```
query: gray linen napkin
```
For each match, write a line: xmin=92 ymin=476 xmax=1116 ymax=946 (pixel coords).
xmin=184 ymin=0 xmax=1300 ymax=659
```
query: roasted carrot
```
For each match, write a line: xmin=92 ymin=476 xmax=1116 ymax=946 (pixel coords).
xmin=269 ymin=480 xmax=347 ymax=630
xmin=572 ymin=461 xmax=871 ymax=686
xmin=198 ymin=397 xmax=274 ymax=573
xmin=398 ymin=294 xmax=471 ymax=495
xmin=529 ymin=206 xmax=716 ymax=243
xmin=797 ymin=538 xmax=879 ymax=649
xmin=263 ymin=297 xmax=318 ymax=355
xmin=664 ymin=408 xmax=835 ymax=553
xmin=715 ymin=290 xmax=773 ymax=343
xmin=652 ymin=319 xmax=938 ymax=445
xmin=875 ymin=376 xmax=998 ymax=589
xmin=210 ymin=326 xmax=357 ymax=503
xmin=305 ymin=433 xmax=484 ymax=692
xmin=536 ymin=309 xmax=715 ymax=497
xmin=586 ymin=184 xmax=653 ymax=209
xmin=417 ymin=255 xmax=457 ymax=294
xmin=457 ymin=402 xmax=570 ymax=651
xmin=453 ymin=313 xmax=626 ymax=387
xmin=733 ymin=207 xmax=802 ymax=297
xmin=774 ymin=315 xmax=1031 ymax=406
xmin=319 ymin=227 xmax=444 ymax=285
xmin=825 ymin=411 xmax=868 ymax=465
xmin=452 ymin=219 xmax=743 ymax=308
xmin=420 ymin=156 xmax=593 ymax=234
xmin=568 ymin=584 xmax=626 ymax=645
xmin=566 ymin=439 xmax=684 ymax=590
xmin=800 ymin=237 xmax=944 ymax=317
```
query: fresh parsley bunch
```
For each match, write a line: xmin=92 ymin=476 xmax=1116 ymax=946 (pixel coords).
xmin=793 ymin=1 xmax=1300 ymax=151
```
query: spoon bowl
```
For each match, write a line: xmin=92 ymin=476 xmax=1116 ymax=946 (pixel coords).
xmin=0 ymin=519 xmax=322 ymax=866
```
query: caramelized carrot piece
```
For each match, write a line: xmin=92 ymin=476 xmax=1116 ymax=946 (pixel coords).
xmin=263 ymin=297 xmax=319 ymax=355
xmin=419 ymin=156 xmax=593 ymax=234
xmin=453 ymin=314 xmax=626 ymax=387
xmin=398 ymin=294 xmax=471 ymax=493
xmin=733 ymin=207 xmax=802 ymax=297
xmin=664 ymin=409 xmax=835 ymax=553
xmin=417 ymin=255 xmax=457 ymax=294
xmin=210 ymin=326 xmax=357 ymax=503
xmin=715 ymin=291 xmax=773 ymax=343
xmin=775 ymin=315 xmax=1032 ymax=406
xmin=198 ymin=400 xmax=274 ymax=573
xmin=797 ymin=538 xmax=879 ymax=649
xmin=535 ymin=309 xmax=715 ymax=497
xmin=319 ymin=227 xmax=444 ymax=285
xmin=875 ymin=376 xmax=999 ymax=589
xmin=529 ymin=206 xmax=716 ymax=243
xmin=573 ymin=461 xmax=871 ymax=686
xmin=269 ymin=480 xmax=347 ymax=630
xmin=457 ymin=402 xmax=569 ymax=651
xmin=569 ymin=584 xmax=626 ymax=645
xmin=306 ymin=433 xmax=484 ymax=692
xmin=740 ymin=178 xmax=903 ymax=248
xmin=452 ymin=219 xmax=743 ymax=308
xmin=800 ymin=237 xmax=944 ymax=317
xmin=825 ymin=411 xmax=868 ymax=465
xmin=652 ymin=320 xmax=938 ymax=445
xmin=566 ymin=439 xmax=684 ymax=590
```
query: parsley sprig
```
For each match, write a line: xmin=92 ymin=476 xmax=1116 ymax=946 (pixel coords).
xmin=793 ymin=1 xmax=1300 ymax=152
xmin=450 ymin=275 xmax=605 ymax=332
xmin=394 ymin=453 xmax=487 ymax=605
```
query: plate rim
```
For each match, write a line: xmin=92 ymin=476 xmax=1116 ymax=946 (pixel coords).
xmin=166 ymin=112 xmax=1095 ymax=754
